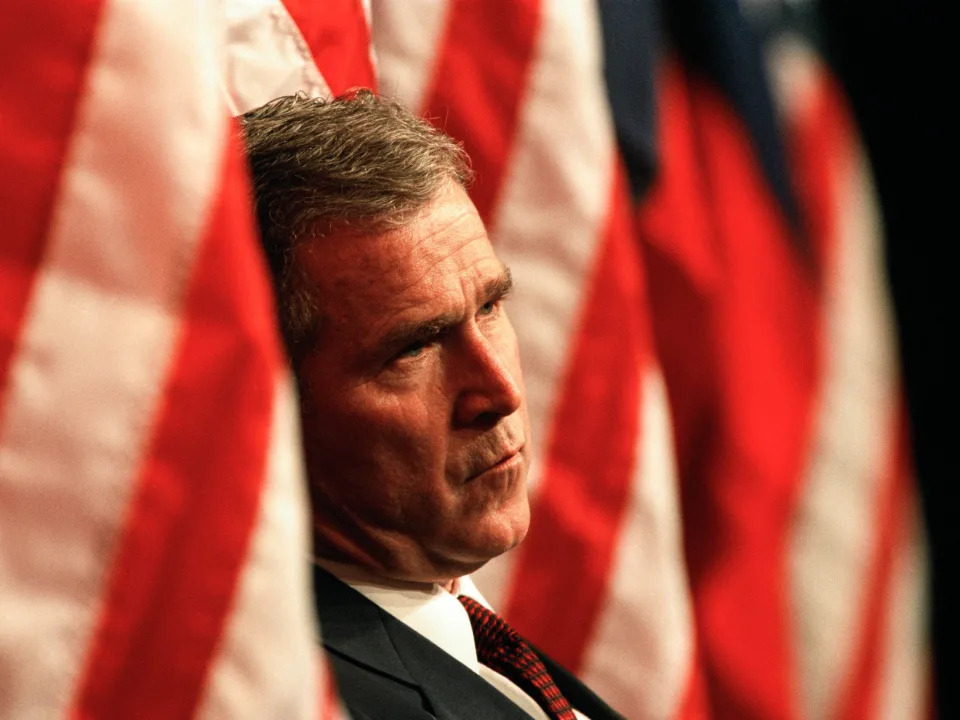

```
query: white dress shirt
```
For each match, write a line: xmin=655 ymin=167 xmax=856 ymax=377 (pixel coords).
xmin=318 ymin=562 xmax=589 ymax=720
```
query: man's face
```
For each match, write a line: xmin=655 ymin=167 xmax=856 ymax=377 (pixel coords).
xmin=297 ymin=181 xmax=531 ymax=584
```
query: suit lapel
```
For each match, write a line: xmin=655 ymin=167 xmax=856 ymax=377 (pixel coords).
xmin=313 ymin=566 xmax=532 ymax=720
xmin=313 ymin=565 xmax=418 ymax=688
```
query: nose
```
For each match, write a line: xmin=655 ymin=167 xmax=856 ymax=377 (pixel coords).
xmin=452 ymin=328 xmax=524 ymax=428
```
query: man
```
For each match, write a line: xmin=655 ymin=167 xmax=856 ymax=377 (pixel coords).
xmin=241 ymin=92 xmax=623 ymax=720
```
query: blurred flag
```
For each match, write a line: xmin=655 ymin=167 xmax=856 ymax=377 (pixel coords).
xmin=608 ymin=0 xmax=931 ymax=717
xmin=371 ymin=2 xmax=707 ymax=718
xmin=761 ymin=16 xmax=930 ymax=720
xmin=0 ymin=0 xmax=341 ymax=718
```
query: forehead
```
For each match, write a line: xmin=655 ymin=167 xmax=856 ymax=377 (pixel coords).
xmin=301 ymin=183 xmax=502 ymax=337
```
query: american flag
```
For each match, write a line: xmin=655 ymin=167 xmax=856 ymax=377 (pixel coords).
xmin=766 ymin=34 xmax=929 ymax=720
xmin=633 ymin=2 xmax=930 ymax=718
xmin=0 ymin=1 xmax=345 ymax=717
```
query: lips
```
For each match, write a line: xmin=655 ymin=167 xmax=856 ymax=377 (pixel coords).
xmin=466 ymin=444 xmax=525 ymax=481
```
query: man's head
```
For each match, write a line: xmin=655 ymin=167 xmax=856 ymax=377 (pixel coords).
xmin=241 ymin=92 xmax=531 ymax=585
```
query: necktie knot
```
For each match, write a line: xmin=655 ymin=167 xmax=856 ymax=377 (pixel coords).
xmin=458 ymin=595 xmax=576 ymax=720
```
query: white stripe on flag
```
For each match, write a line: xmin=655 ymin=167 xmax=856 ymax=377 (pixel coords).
xmin=197 ymin=374 xmax=319 ymax=720
xmin=223 ymin=0 xmax=331 ymax=115
xmin=369 ymin=0 xmax=450 ymax=111
xmin=580 ymin=369 xmax=695 ymax=718
xmin=0 ymin=274 xmax=181 ymax=718
xmin=0 ymin=0 xmax=224 ymax=715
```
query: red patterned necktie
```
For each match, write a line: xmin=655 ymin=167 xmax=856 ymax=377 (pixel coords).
xmin=458 ymin=595 xmax=577 ymax=720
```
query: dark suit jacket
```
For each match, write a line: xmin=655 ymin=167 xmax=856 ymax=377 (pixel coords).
xmin=313 ymin=566 xmax=625 ymax=720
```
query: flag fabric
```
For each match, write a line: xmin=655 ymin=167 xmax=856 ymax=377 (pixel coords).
xmin=815 ymin=8 xmax=950 ymax=711
xmin=765 ymin=32 xmax=930 ymax=720
xmin=222 ymin=0 xmax=376 ymax=115
xmin=0 ymin=1 xmax=340 ymax=717
xmin=625 ymin=1 xmax=929 ymax=717
xmin=370 ymin=2 xmax=706 ymax=718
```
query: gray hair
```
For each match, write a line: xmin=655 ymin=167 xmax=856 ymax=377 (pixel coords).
xmin=240 ymin=90 xmax=472 ymax=360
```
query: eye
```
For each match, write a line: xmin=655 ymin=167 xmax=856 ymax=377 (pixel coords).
xmin=396 ymin=340 xmax=427 ymax=359
xmin=478 ymin=300 xmax=497 ymax=316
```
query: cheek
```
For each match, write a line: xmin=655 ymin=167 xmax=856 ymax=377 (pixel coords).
xmin=304 ymin=389 xmax=450 ymax=483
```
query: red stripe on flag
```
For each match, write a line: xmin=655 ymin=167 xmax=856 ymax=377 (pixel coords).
xmin=71 ymin=131 xmax=280 ymax=719
xmin=834 ymin=404 xmax=911 ymax=720
xmin=0 ymin=1 xmax=103 ymax=411
xmin=282 ymin=0 xmax=376 ymax=94
xmin=418 ymin=0 xmax=541 ymax=223
xmin=502 ymin=163 xmax=646 ymax=670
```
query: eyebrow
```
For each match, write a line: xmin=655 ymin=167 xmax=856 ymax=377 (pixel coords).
xmin=377 ymin=266 xmax=514 ymax=354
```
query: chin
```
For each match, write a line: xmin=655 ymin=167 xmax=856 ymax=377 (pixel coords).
xmin=447 ymin=496 xmax=531 ymax=570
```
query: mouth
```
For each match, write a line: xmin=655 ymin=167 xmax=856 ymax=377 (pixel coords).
xmin=467 ymin=444 xmax=525 ymax=481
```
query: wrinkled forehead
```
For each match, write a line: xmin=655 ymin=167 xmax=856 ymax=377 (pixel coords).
xmin=299 ymin=182 xmax=501 ymax=326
